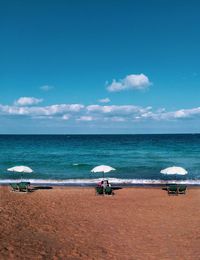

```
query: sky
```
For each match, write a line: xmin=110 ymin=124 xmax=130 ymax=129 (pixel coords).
xmin=0 ymin=0 xmax=200 ymax=134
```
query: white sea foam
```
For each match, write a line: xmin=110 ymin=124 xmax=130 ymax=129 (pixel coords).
xmin=1 ymin=178 xmax=200 ymax=185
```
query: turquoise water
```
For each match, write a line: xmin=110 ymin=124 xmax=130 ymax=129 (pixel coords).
xmin=0 ymin=134 xmax=200 ymax=185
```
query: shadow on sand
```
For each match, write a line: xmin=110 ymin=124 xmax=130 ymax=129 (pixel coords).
xmin=32 ymin=186 xmax=53 ymax=190
xmin=111 ymin=186 xmax=123 ymax=191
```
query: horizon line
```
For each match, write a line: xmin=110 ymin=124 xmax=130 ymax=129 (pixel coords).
xmin=0 ymin=133 xmax=199 ymax=135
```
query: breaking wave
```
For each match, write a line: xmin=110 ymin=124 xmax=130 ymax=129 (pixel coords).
xmin=1 ymin=178 xmax=200 ymax=186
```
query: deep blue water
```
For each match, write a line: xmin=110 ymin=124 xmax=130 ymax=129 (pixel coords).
xmin=0 ymin=134 xmax=200 ymax=185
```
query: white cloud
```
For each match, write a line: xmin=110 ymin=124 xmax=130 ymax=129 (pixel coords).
xmin=40 ymin=85 xmax=54 ymax=91
xmin=98 ymin=98 xmax=110 ymax=103
xmin=87 ymin=105 xmax=151 ymax=115
xmin=15 ymin=97 xmax=43 ymax=106
xmin=86 ymin=105 xmax=153 ymax=123
xmin=77 ymin=116 xmax=94 ymax=121
xmin=107 ymin=73 xmax=151 ymax=92
xmin=163 ymin=107 xmax=200 ymax=120
xmin=0 ymin=104 xmax=84 ymax=117
xmin=134 ymin=107 xmax=200 ymax=121
xmin=62 ymin=114 xmax=70 ymax=120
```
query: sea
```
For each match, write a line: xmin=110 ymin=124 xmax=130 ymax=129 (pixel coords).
xmin=0 ymin=134 xmax=200 ymax=186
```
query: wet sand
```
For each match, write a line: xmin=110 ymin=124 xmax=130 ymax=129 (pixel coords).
xmin=0 ymin=186 xmax=200 ymax=259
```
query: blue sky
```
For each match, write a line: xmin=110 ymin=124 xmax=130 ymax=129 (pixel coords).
xmin=0 ymin=0 xmax=200 ymax=133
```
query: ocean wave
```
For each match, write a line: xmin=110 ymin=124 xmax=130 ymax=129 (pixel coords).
xmin=1 ymin=178 xmax=200 ymax=185
xmin=72 ymin=163 xmax=92 ymax=167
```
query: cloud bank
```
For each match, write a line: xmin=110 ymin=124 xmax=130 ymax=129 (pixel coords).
xmin=1 ymin=98 xmax=200 ymax=124
xmin=107 ymin=74 xmax=151 ymax=92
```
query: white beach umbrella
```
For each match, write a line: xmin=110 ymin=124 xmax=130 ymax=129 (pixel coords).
xmin=7 ymin=166 xmax=33 ymax=180
xmin=7 ymin=166 xmax=33 ymax=173
xmin=91 ymin=165 xmax=116 ymax=179
xmin=160 ymin=166 xmax=188 ymax=175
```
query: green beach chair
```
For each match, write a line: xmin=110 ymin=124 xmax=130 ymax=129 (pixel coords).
xmin=9 ymin=183 xmax=19 ymax=192
xmin=178 ymin=185 xmax=187 ymax=194
xmin=96 ymin=186 xmax=104 ymax=195
xmin=105 ymin=186 xmax=113 ymax=195
xmin=167 ymin=184 xmax=178 ymax=195
xmin=18 ymin=182 xmax=30 ymax=192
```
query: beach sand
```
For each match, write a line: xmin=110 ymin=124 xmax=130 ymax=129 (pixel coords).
xmin=0 ymin=186 xmax=200 ymax=259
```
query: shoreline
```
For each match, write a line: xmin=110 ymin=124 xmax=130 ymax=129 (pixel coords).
xmin=1 ymin=178 xmax=200 ymax=186
xmin=2 ymin=183 xmax=200 ymax=188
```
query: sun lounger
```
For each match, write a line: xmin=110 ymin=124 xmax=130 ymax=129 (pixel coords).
xmin=96 ymin=186 xmax=104 ymax=195
xmin=18 ymin=182 xmax=30 ymax=192
xmin=105 ymin=186 xmax=113 ymax=195
xmin=167 ymin=184 xmax=178 ymax=195
xmin=9 ymin=183 xmax=19 ymax=192
xmin=9 ymin=182 xmax=31 ymax=192
xmin=178 ymin=185 xmax=187 ymax=194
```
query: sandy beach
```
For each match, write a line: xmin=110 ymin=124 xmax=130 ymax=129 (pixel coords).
xmin=0 ymin=186 xmax=200 ymax=259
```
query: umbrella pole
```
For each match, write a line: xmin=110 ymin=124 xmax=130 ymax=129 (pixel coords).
xmin=103 ymin=172 xmax=105 ymax=195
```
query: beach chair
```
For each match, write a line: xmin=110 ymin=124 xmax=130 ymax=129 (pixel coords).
xmin=96 ymin=186 xmax=104 ymax=195
xmin=105 ymin=186 xmax=113 ymax=195
xmin=178 ymin=185 xmax=187 ymax=194
xmin=18 ymin=182 xmax=30 ymax=192
xmin=167 ymin=184 xmax=178 ymax=195
xmin=9 ymin=183 xmax=19 ymax=192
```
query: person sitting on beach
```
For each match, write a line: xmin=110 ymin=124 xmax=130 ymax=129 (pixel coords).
xmin=97 ymin=181 xmax=103 ymax=187
xmin=107 ymin=180 xmax=111 ymax=187
xmin=102 ymin=180 xmax=111 ymax=189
